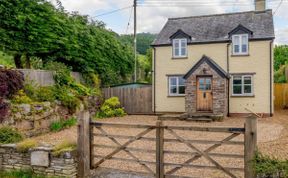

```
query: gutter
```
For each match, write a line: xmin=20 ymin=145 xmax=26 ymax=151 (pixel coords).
xmin=270 ymin=40 xmax=273 ymax=117
xmin=153 ymin=47 xmax=156 ymax=114
xmin=227 ymin=43 xmax=230 ymax=117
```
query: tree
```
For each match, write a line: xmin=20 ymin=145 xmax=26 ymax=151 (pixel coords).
xmin=274 ymin=45 xmax=288 ymax=71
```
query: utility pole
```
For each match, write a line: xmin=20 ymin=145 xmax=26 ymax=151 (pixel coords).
xmin=134 ymin=0 xmax=137 ymax=83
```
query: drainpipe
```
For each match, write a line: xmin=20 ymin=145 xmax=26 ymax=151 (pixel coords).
xmin=227 ymin=43 xmax=230 ymax=117
xmin=270 ymin=40 xmax=273 ymax=117
xmin=153 ymin=47 xmax=156 ymax=114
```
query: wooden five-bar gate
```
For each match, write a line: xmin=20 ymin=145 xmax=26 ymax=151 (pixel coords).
xmin=78 ymin=112 xmax=257 ymax=178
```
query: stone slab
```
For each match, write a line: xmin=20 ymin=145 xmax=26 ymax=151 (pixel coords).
xmin=31 ymin=151 xmax=49 ymax=167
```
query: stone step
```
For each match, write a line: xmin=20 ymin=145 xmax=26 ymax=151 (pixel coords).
xmin=186 ymin=117 xmax=213 ymax=122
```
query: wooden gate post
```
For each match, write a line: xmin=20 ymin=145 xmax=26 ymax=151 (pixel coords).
xmin=77 ymin=111 xmax=91 ymax=178
xmin=156 ymin=120 xmax=164 ymax=178
xmin=244 ymin=115 xmax=257 ymax=178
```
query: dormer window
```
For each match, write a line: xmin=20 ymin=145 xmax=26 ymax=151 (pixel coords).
xmin=232 ymin=34 xmax=248 ymax=55
xmin=173 ymin=39 xmax=187 ymax=58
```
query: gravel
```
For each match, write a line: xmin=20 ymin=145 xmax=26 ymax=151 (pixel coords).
xmin=30 ymin=111 xmax=288 ymax=178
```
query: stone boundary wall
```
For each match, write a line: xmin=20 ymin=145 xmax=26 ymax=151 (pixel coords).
xmin=0 ymin=144 xmax=77 ymax=178
xmin=16 ymin=69 xmax=82 ymax=86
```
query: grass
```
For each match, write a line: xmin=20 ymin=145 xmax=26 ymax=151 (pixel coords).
xmin=0 ymin=169 xmax=51 ymax=178
xmin=50 ymin=117 xmax=77 ymax=132
xmin=52 ymin=140 xmax=77 ymax=156
xmin=16 ymin=139 xmax=38 ymax=152
xmin=0 ymin=127 xmax=23 ymax=144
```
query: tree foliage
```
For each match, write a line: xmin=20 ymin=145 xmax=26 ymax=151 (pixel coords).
xmin=274 ymin=45 xmax=288 ymax=71
xmin=0 ymin=0 xmax=134 ymax=86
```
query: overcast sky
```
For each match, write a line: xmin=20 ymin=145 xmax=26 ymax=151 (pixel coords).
xmin=54 ymin=0 xmax=288 ymax=44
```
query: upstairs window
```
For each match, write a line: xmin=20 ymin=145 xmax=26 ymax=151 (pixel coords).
xmin=168 ymin=76 xmax=185 ymax=96
xmin=173 ymin=39 xmax=187 ymax=58
xmin=232 ymin=34 xmax=248 ymax=55
xmin=232 ymin=75 xmax=253 ymax=96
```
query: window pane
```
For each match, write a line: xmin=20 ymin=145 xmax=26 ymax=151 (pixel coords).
xmin=242 ymin=44 xmax=247 ymax=53
xmin=181 ymin=48 xmax=186 ymax=56
xmin=174 ymin=48 xmax=179 ymax=56
xmin=242 ymin=35 xmax=248 ymax=44
xmin=179 ymin=86 xmax=185 ymax=94
xmin=181 ymin=40 xmax=186 ymax=47
xmin=233 ymin=76 xmax=242 ymax=84
xmin=206 ymin=84 xmax=211 ymax=90
xmin=244 ymin=85 xmax=252 ymax=94
xmin=199 ymin=79 xmax=204 ymax=85
xmin=233 ymin=36 xmax=240 ymax=44
xmin=170 ymin=86 xmax=177 ymax=94
xmin=174 ymin=40 xmax=179 ymax=47
xmin=170 ymin=77 xmax=177 ymax=85
xmin=179 ymin=77 xmax=185 ymax=85
xmin=233 ymin=85 xmax=242 ymax=94
xmin=244 ymin=76 xmax=251 ymax=84
xmin=234 ymin=45 xmax=240 ymax=53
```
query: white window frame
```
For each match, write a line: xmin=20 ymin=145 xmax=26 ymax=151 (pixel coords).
xmin=168 ymin=76 xmax=185 ymax=96
xmin=232 ymin=34 xmax=249 ymax=55
xmin=173 ymin=38 xmax=187 ymax=58
xmin=232 ymin=75 xmax=253 ymax=96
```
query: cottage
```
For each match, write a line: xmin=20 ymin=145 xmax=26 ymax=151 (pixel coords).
xmin=152 ymin=5 xmax=274 ymax=117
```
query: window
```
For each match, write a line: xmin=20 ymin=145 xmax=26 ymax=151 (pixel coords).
xmin=169 ymin=76 xmax=185 ymax=96
xmin=232 ymin=34 xmax=248 ymax=55
xmin=173 ymin=39 xmax=187 ymax=58
xmin=232 ymin=75 xmax=253 ymax=96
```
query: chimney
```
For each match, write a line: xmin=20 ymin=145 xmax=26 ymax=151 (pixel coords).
xmin=255 ymin=0 xmax=266 ymax=11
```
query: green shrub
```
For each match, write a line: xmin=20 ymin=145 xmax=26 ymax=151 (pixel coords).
xmin=16 ymin=139 xmax=38 ymax=152
xmin=52 ymin=140 xmax=77 ymax=156
xmin=96 ymin=97 xmax=126 ymax=118
xmin=0 ymin=127 xmax=23 ymax=144
xmin=50 ymin=117 xmax=78 ymax=132
xmin=11 ymin=90 xmax=33 ymax=104
xmin=0 ymin=169 xmax=49 ymax=178
xmin=253 ymin=151 xmax=288 ymax=177
xmin=35 ymin=86 xmax=56 ymax=102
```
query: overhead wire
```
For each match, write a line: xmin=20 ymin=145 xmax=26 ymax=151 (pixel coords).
xmin=92 ymin=5 xmax=132 ymax=18
xmin=273 ymin=0 xmax=284 ymax=14
xmin=125 ymin=6 xmax=134 ymax=34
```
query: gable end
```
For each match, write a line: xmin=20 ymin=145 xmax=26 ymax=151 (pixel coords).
xmin=228 ymin=24 xmax=253 ymax=38
xmin=169 ymin=29 xmax=191 ymax=40
xmin=183 ymin=55 xmax=229 ymax=79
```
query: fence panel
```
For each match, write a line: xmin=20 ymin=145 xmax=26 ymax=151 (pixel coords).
xmin=274 ymin=83 xmax=288 ymax=109
xmin=102 ymin=87 xmax=153 ymax=114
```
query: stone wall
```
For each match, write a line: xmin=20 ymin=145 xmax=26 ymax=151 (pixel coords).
xmin=185 ymin=61 xmax=228 ymax=115
xmin=0 ymin=144 xmax=77 ymax=178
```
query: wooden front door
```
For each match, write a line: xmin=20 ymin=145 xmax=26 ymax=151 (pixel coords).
xmin=197 ymin=77 xmax=212 ymax=111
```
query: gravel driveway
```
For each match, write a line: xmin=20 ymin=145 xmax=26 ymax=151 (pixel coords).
xmin=31 ymin=111 xmax=287 ymax=178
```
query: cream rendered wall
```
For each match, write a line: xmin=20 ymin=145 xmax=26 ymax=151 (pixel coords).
xmin=229 ymin=40 xmax=273 ymax=114
xmin=153 ymin=40 xmax=273 ymax=114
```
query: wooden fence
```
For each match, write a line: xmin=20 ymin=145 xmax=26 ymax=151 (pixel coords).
xmin=274 ymin=83 xmax=288 ymax=109
xmin=78 ymin=111 xmax=257 ymax=178
xmin=102 ymin=87 xmax=153 ymax=114
xmin=16 ymin=69 xmax=82 ymax=86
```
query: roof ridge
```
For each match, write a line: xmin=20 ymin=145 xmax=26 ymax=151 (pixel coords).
xmin=168 ymin=9 xmax=272 ymax=21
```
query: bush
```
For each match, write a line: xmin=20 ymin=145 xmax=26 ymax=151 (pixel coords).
xmin=35 ymin=86 xmax=56 ymax=102
xmin=0 ymin=127 xmax=23 ymax=144
xmin=253 ymin=151 xmax=288 ymax=177
xmin=96 ymin=97 xmax=126 ymax=118
xmin=50 ymin=117 xmax=77 ymax=132
xmin=52 ymin=140 xmax=77 ymax=156
xmin=16 ymin=139 xmax=38 ymax=152
xmin=11 ymin=90 xmax=33 ymax=104
xmin=0 ymin=98 xmax=9 ymax=123
xmin=0 ymin=69 xmax=24 ymax=98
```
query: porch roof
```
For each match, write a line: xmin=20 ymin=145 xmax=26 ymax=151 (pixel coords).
xmin=183 ymin=55 xmax=229 ymax=79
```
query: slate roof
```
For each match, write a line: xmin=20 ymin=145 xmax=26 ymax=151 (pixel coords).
xmin=152 ymin=10 xmax=274 ymax=46
xmin=183 ymin=55 xmax=229 ymax=79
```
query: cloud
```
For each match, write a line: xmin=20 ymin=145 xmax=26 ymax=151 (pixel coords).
xmin=275 ymin=27 xmax=288 ymax=45
xmin=52 ymin=0 xmax=288 ymax=44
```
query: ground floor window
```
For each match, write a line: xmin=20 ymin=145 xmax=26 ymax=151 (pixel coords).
xmin=168 ymin=76 xmax=185 ymax=96
xmin=232 ymin=75 xmax=253 ymax=96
